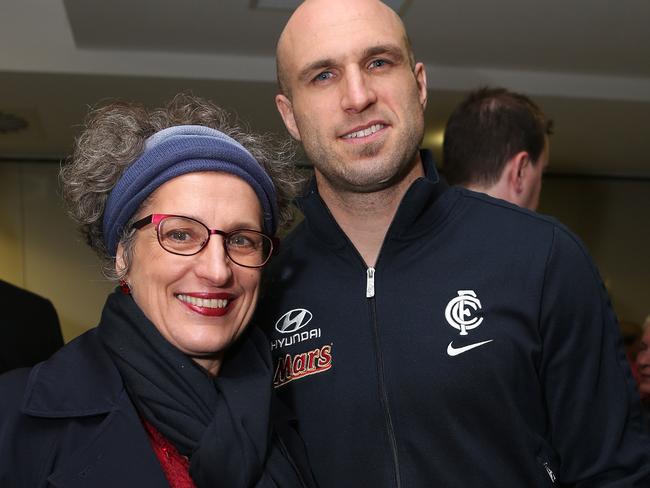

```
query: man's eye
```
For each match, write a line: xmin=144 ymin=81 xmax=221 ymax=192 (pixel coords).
xmin=314 ymin=71 xmax=333 ymax=82
xmin=369 ymin=59 xmax=388 ymax=69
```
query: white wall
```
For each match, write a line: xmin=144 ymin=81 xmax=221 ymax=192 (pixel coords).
xmin=0 ymin=162 xmax=114 ymax=342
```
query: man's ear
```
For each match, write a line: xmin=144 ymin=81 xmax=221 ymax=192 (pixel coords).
xmin=509 ymin=151 xmax=531 ymax=194
xmin=414 ymin=62 xmax=428 ymax=110
xmin=275 ymin=94 xmax=301 ymax=141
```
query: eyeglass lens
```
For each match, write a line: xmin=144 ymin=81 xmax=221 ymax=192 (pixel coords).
xmin=157 ymin=216 xmax=272 ymax=267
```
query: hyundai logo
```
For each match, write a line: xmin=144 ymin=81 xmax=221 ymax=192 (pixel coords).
xmin=275 ymin=308 xmax=313 ymax=334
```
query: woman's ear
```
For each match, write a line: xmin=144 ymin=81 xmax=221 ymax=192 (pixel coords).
xmin=115 ymin=242 xmax=127 ymax=277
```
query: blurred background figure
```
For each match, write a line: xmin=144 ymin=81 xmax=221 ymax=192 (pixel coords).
xmin=619 ymin=319 xmax=643 ymax=379
xmin=636 ymin=315 xmax=650 ymax=413
xmin=0 ymin=279 xmax=63 ymax=374
xmin=443 ymin=86 xmax=553 ymax=210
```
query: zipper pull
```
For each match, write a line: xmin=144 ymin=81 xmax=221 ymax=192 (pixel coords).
xmin=543 ymin=462 xmax=556 ymax=484
xmin=366 ymin=267 xmax=375 ymax=298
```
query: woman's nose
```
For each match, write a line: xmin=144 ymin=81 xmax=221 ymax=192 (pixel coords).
xmin=196 ymin=236 xmax=233 ymax=284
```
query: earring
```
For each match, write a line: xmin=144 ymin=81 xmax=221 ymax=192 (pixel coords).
xmin=119 ymin=279 xmax=131 ymax=295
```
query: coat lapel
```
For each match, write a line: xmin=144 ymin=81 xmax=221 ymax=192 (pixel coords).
xmin=46 ymin=392 xmax=168 ymax=487
xmin=21 ymin=329 xmax=168 ymax=487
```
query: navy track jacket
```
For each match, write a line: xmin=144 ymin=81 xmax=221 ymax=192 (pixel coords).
xmin=257 ymin=150 xmax=650 ymax=487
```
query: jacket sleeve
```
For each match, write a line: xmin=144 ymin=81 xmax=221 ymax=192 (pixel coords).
xmin=539 ymin=226 xmax=650 ymax=486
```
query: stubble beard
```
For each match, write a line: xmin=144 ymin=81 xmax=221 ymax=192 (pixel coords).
xmin=303 ymin=121 xmax=422 ymax=195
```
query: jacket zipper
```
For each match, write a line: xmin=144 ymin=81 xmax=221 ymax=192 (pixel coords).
xmin=315 ymin=201 xmax=402 ymax=486
xmin=367 ymin=266 xmax=402 ymax=488
xmin=366 ymin=267 xmax=375 ymax=297
xmin=542 ymin=461 xmax=557 ymax=484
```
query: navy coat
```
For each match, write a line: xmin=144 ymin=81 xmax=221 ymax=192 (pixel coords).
xmin=0 ymin=329 xmax=171 ymax=487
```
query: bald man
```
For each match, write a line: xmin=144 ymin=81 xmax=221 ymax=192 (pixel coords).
xmin=257 ymin=1 xmax=650 ymax=486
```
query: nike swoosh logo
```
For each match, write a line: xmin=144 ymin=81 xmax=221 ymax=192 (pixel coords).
xmin=447 ymin=340 xmax=494 ymax=357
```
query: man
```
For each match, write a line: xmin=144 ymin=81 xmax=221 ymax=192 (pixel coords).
xmin=0 ymin=279 xmax=63 ymax=374
xmin=258 ymin=0 xmax=650 ymax=486
xmin=443 ymin=87 xmax=551 ymax=210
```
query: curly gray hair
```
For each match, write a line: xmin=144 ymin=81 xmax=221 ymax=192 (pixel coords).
xmin=60 ymin=92 xmax=304 ymax=280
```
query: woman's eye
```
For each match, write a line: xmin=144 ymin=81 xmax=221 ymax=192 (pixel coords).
xmin=229 ymin=234 xmax=254 ymax=248
xmin=167 ymin=229 xmax=192 ymax=242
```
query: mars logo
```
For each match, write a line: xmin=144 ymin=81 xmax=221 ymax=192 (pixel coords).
xmin=445 ymin=290 xmax=484 ymax=335
xmin=275 ymin=308 xmax=313 ymax=333
xmin=273 ymin=345 xmax=333 ymax=388
xmin=271 ymin=308 xmax=321 ymax=351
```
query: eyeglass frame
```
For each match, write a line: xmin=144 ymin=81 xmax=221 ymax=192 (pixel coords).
xmin=131 ymin=213 xmax=279 ymax=268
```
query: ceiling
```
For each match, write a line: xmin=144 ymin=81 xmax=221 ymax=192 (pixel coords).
xmin=1 ymin=0 xmax=649 ymax=177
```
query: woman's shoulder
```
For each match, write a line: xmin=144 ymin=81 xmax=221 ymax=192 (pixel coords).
xmin=0 ymin=365 xmax=57 ymax=485
xmin=0 ymin=328 xmax=121 ymax=420
xmin=0 ymin=329 xmax=128 ymax=486
xmin=0 ymin=328 xmax=108 ymax=423
xmin=0 ymin=366 xmax=32 ymax=415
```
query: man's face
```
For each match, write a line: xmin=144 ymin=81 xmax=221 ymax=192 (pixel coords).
xmin=636 ymin=326 xmax=650 ymax=398
xmin=276 ymin=0 xmax=428 ymax=194
xmin=521 ymin=138 xmax=550 ymax=211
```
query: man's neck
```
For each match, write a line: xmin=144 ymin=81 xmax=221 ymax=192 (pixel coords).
xmin=316 ymin=161 xmax=424 ymax=267
xmin=464 ymin=179 xmax=511 ymax=206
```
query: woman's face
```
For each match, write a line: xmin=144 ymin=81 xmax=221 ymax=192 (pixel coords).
xmin=118 ymin=172 xmax=264 ymax=375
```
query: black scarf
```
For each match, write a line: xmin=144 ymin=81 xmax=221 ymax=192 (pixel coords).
xmin=98 ymin=291 xmax=307 ymax=488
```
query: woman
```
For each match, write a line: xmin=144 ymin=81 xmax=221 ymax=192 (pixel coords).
xmin=0 ymin=94 xmax=314 ymax=487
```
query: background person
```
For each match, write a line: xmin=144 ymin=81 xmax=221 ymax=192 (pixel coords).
xmin=619 ymin=319 xmax=643 ymax=384
xmin=443 ymin=86 xmax=552 ymax=210
xmin=257 ymin=0 xmax=650 ymax=486
xmin=636 ymin=315 xmax=650 ymax=413
xmin=0 ymin=279 xmax=63 ymax=374
xmin=0 ymin=94 xmax=314 ymax=488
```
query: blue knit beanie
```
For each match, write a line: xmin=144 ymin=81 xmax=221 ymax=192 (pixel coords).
xmin=102 ymin=125 xmax=278 ymax=256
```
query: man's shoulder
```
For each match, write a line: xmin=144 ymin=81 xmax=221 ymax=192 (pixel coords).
xmin=454 ymin=186 xmax=570 ymax=234
xmin=445 ymin=186 xmax=597 ymax=271
xmin=273 ymin=220 xmax=313 ymax=260
xmin=0 ymin=280 xmax=52 ymax=307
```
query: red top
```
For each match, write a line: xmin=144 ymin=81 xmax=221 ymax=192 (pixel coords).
xmin=142 ymin=419 xmax=197 ymax=488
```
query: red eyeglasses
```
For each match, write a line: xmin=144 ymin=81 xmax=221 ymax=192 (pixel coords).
xmin=132 ymin=214 xmax=278 ymax=268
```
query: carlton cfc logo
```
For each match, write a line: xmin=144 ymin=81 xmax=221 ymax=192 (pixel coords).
xmin=445 ymin=290 xmax=484 ymax=336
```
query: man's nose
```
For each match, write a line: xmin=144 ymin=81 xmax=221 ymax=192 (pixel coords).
xmin=340 ymin=68 xmax=377 ymax=113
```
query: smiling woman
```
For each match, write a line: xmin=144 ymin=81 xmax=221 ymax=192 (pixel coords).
xmin=0 ymin=94 xmax=314 ymax=488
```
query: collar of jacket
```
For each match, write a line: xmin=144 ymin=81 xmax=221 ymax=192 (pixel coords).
xmin=295 ymin=149 xmax=453 ymax=250
xmin=15 ymin=330 xmax=170 ymax=486
xmin=21 ymin=328 xmax=122 ymax=417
